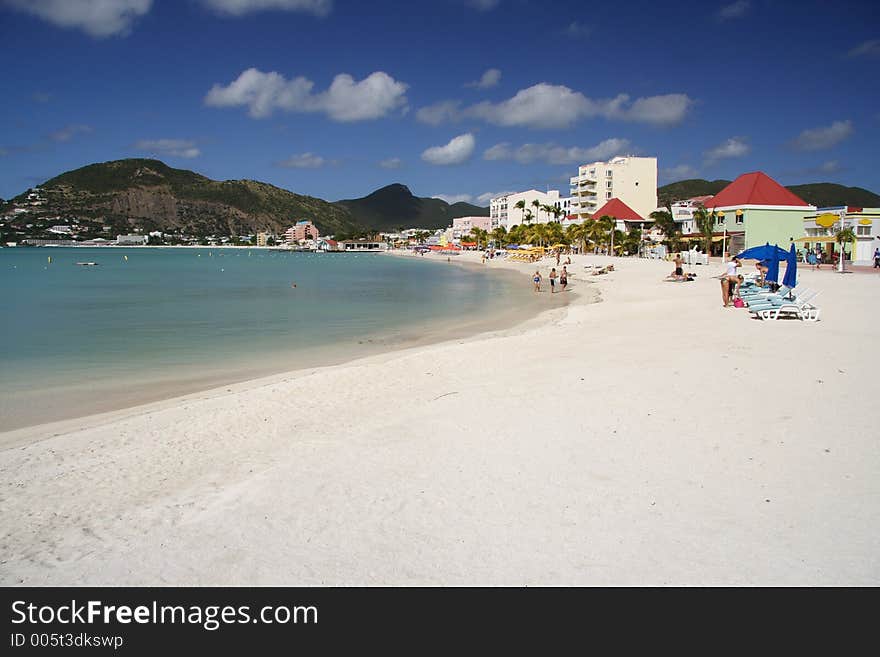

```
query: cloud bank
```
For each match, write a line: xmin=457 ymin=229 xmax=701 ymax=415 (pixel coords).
xmin=3 ymin=0 xmax=152 ymax=37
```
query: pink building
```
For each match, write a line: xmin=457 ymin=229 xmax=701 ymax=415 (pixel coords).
xmin=285 ymin=220 xmax=319 ymax=244
xmin=452 ymin=215 xmax=492 ymax=235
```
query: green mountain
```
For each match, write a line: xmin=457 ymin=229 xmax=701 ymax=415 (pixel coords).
xmin=785 ymin=183 xmax=880 ymax=208
xmin=335 ymin=183 xmax=488 ymax=231
xmin=14 ymin=158 xmax=361 ymax=237
xmin=659 ymin=179 xmax=880 ymax=208
xmin=657 ymin=179 xmax=731 ymax=206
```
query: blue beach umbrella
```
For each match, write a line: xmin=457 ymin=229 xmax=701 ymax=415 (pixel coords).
xmin=734 ymin=242 xmax=789 ymax=262
xmin=782 ymin=243 xmax=798 ymax=289
xmin=765 ymin=249 xmax=780 ymax=283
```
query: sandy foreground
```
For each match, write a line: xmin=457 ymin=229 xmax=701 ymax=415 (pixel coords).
xmin=1 ymin=251 xmax=878 ymax=586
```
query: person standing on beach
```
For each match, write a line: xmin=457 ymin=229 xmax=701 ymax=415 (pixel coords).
xmin=874 ymin=247 xmax=880 ymax=268
xmin=673 ymin=254 xmax=684 ymax=280
xmin=560 ymin=266 xmax=568 ymax=292
xmin=556 ymin=251 xmax=561 ymax=266
xmin=721 ymin=257 xmax=741 ymax=307
xmin=533 ymin=270 xmax=542 ymax=292
xmin=549 ymin=267 xmax=558 ymax=293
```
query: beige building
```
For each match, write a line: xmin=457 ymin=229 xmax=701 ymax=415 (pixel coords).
xmin=569 ymin=156 xmax=657 ymax=220
xmin=256 ymin=232 xmax=269 ymax=246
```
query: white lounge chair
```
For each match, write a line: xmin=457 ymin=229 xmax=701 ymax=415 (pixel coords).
xmin=756 ymin=291 xmax=821 ymax=322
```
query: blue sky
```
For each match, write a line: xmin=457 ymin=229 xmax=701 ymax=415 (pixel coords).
xmin=1 ymin=0 xmax=878 ymax=205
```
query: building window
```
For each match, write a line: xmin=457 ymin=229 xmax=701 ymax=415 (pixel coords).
xmin=606 ymin=170 xmax=612 ymax=177
xmin=857 ymin=225 xmax=871 ymax=236
xmin=716 ymin=216 xmax=725 ymax=226
xmin=606 ymin=192 xmax=612 ymax=199
xmin=606 ymin=181 xmax=612 ymax=189
xmin=735 ymin=213 xmax=744 ymax=225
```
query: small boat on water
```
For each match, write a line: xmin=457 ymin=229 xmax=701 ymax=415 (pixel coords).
xmin=75 ymin=262 xmax=99 ymax=266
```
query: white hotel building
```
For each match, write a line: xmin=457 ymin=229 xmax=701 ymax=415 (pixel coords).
xmin=490 ymin=189 xmax=564 ymax=229
xmin=569 ymin=156 xmax=657 ymax=220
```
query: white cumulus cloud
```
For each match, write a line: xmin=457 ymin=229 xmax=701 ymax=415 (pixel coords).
xmin=847 ymin=39 xmax=880 ymax=58
xmin=791 ymin=120 xmax=853 ymax=151
xmin=483 ymin=138 xmax=631 ymax=165
xmin=379 ymin=157 xmax=402 ymax=169
xmin=205 ymin=67 xmax=408 ymax=121
xmin=199 ymin=0 xmax=331 ymax=16
xmin=704 ymin=137 xmax=750 ymax=163
xmin=134 ymin=139 xmax=200 ymax=158
xmin=276 ymin=152 xmax=328 ymax=168
xmin=421 ymin=133 xmax=475 ymax=166
xmin=419 ymin=84 xmax=693 ymax=129
xmin=4 ymin=0 xmax=152 ymax=37
xmin=466 ymin=68 xmax=501 ymax=89
xmin=476 ymin=190 xmax=515 ymax=204
xmin=415 ymin=100 xmax=462 ymax=126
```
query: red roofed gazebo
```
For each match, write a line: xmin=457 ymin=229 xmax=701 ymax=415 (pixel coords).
xmin=592 ymin=197 xmax=645 ymax=222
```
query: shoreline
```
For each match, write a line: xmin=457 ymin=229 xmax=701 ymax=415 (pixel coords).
xmin=0 ymin=250 xmax=596 ymax=444
xmin=2 ymin=253 xmax=876 ymax=585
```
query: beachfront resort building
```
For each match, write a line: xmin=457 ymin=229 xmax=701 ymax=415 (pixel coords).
xmin=591 ymin=198 xmax=650 ymax=232
xmin=668 ymin=196 xmax=715 ymax=234
xmin=451 ymin=215 xmax=492 ymax=238
xmin=569 ymin=156 xmax=657 ymax=220
xmin=340 ymin=239 xmax=385 ymax=252
xmin=702 ymin=171 xmax=816 ymax=253
xmin=256 ymin=232 xmax=269 ymax=246
xmin=489 ymin=190 xmax=562 ymax=229
xmin=116 ymin=234 xmax=147 ymax=245
xmin=800 ymin=206 xmax=880 ymax=266
xmin=285 ymin=220 xmax=319 ymax=244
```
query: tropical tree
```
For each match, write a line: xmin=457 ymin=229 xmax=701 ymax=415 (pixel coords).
xmin=835 ymin=226 xmax=856 ymax=272
xmin=531 ymin=199 xmax=542 ymax=222
xmin=693 ymin=208 xmax=715 ymax=257
xmin=491 ymin=226 xmax=508 ymax=249
xmin=514 ymin=199 xmax=526 ymax=222
xmin=414 ymin=230 xmax=430 ymax=244
xmin=541 ymin=204 xmax=556 ymax=223
xmin=471 ymin=227 xmax=489 ymax=249
xmin=649 ymin=206 xmax=681 ymax=253
xmin=584 ymin=220 xmax=607 ymax=254
xmin=595 ymin=215 xmax=617 ymax=254
xmin=523 ymin=209 xmax=534 ymax=226
xmin=528 ymin=223 xmax=550 ymax=248
xmin=546 ymin=221 xmax=565 ymax=247
xmin=508 ymin=223 xmax=528 ymax=245
xmin=566 ymin=223 xmax=588 ymax=253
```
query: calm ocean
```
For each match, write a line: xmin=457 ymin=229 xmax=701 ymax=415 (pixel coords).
xmin=1 ymin=247 xmax=538 ymax=430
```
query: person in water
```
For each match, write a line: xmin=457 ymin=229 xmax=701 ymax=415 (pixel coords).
xmin=549 ymin=267 xmax=558 ymax=293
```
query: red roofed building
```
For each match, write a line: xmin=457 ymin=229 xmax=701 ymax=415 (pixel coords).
xmin=702 ymin=171 xmax=815 ymax=252
xmin=592 ymin=197 xmax=644 ymax=222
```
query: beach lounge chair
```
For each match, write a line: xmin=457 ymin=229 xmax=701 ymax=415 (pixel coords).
xmin=755 ymin=291 xmax=821 ymax=321
xmin=748 ymin=290 xmax=820 ymax=321
xmin=746 ymin=288 xmax=813 ymax=311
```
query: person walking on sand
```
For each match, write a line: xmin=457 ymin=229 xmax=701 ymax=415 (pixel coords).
xmin=533 ymin=270 xmax=542 ymax=292
xmin=549 ymin=267 xmax=558 ymax=293
xmin=560 ymin=266 xmax=568 ymax=292
xmin=556 ymin=251 xmax=561 ymax=266
xmin=874 ymin=247 xmax=880 ymax=268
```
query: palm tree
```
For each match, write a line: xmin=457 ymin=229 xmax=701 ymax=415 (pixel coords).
xmin=471 ymin=227 xmax=489 ymax=249
xmin=514 ymin=199 xmax=526 ymax=223
xmin=491 ymin=226 xmax=508 ymax=249
xmin=508 ymin=223 xmax=528 ymax=245
xmin=528 ymin=223 xmax=550 ymax=248
xmin=835 ymin=226 xmax=856 ymax=272
xmin=584 ymin=219 xmax=607 ymax=254
xmin=693 ymin=208 xmax=715 ymax=257
xmin=414 ymin=230 xmax=430 ymax=244
xmin=649 ymin=207 xmax=680 ymax=253
xmin=523 ymin=209 xmax=534 ymax=226
xmin=531 ymin=199 xmax=542 ymax=223
xmin=566 ymin=223 xmax=587 ymax=253
xmin=541 ymin=204 xmax=556 ymax=223
xmin=595 ymin=215 xmax=616 ymax=254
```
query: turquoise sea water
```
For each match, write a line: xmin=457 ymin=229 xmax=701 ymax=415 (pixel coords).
xmin=1 ymin=247 xmax=537 ymax=430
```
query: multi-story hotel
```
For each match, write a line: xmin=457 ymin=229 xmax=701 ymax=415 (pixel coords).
xmin=285 ymin=220 xmax=319 ymax=244
xmin=489 ymin=189 xmax=562 ymax=229
xmin=569 ymin=156 xmax=657 ymax=220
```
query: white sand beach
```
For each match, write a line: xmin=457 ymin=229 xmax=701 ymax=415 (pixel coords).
xmin=1 ymin=252 xmax=878 ymax=585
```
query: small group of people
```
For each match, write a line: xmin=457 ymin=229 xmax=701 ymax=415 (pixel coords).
xmin=533 ymin=266 xmax=568 ymax=293
xmin=665 ymin=254 xmax=696 ymax=282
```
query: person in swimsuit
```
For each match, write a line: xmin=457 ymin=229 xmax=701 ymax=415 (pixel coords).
xmin=721 ymin=257 xmax=741 ymax=306
xmin=549 ymin=267 xmax=558 ymax=293
xmin=560 ymin=266 xmax=568 ymax=292
xmin=673 ymin=254 xmax=684 ymax=280
xmin=533 ymin=270 xmax=542 ymax=292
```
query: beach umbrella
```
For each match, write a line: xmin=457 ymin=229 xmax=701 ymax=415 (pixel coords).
xmin=734 ymin=243 xmax=789 ymax=262
xmin=765 ymin=250 xmax=780 ymax=284
xmin=782 ymin=243 xmax=798 ymax=289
